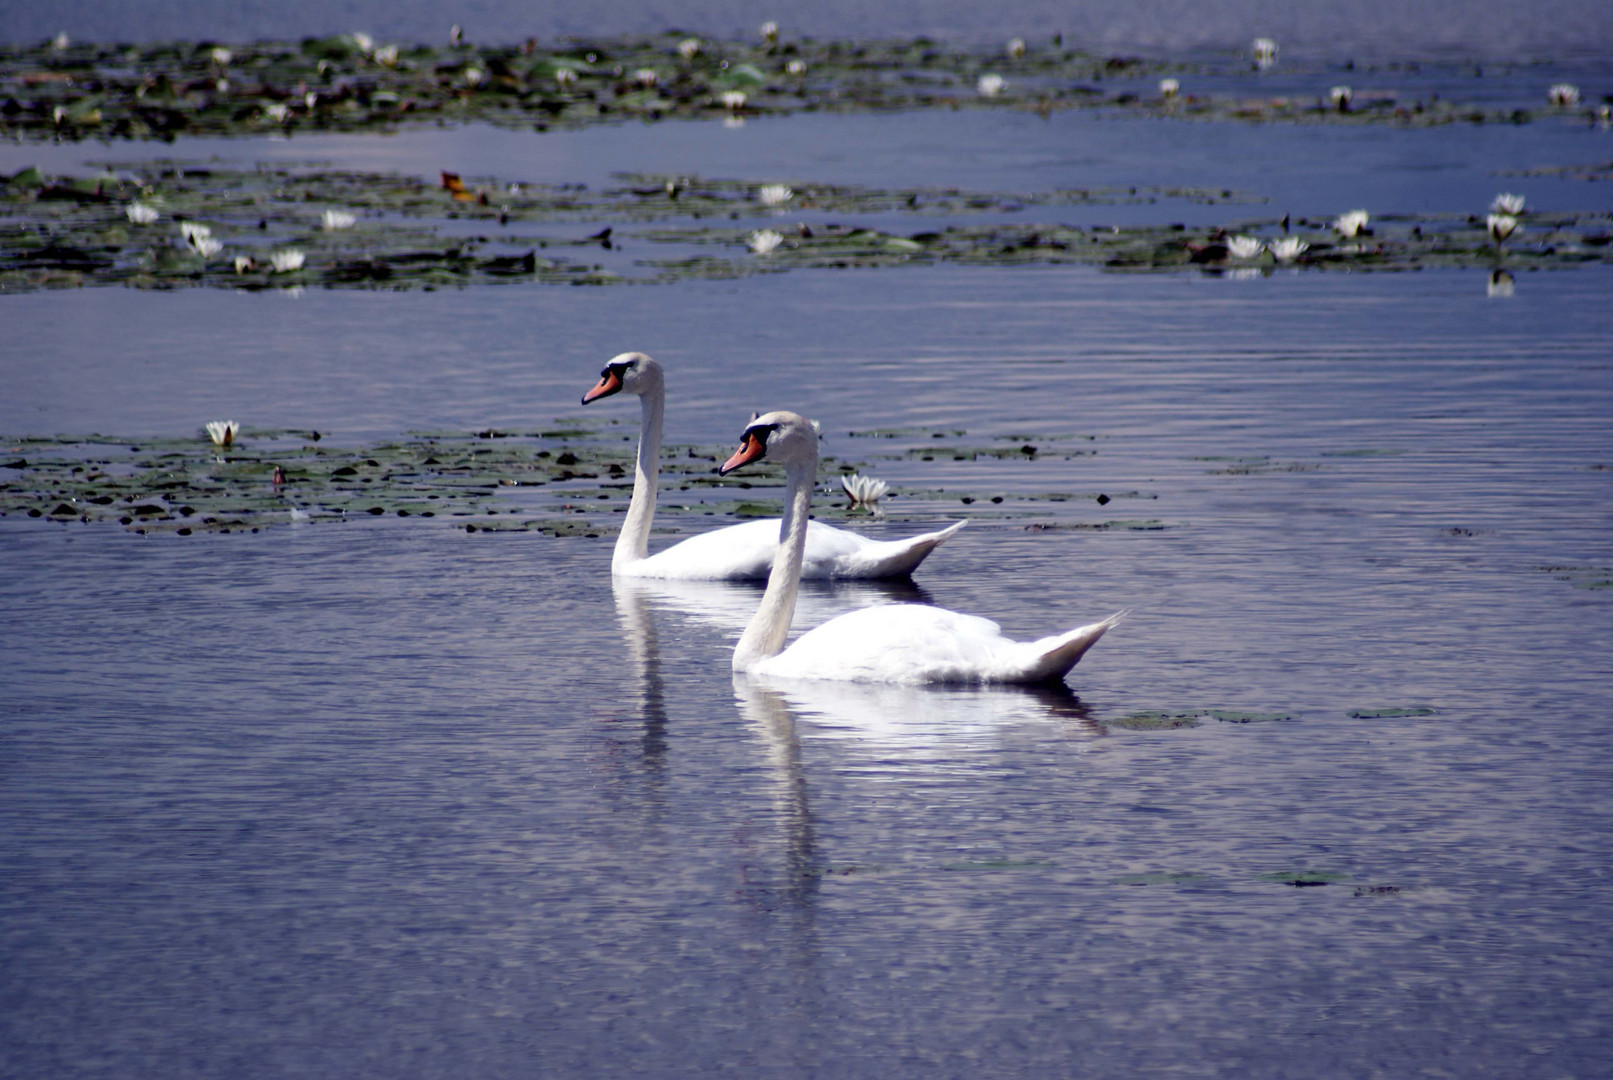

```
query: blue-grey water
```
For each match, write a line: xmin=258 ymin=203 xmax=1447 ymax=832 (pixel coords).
xmin=3 ymin=13 xmax=1613 ymax=1079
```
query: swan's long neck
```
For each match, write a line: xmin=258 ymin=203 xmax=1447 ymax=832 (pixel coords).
xmin=612 ymin=384 xmax=664 ymax=572
xmin=733 ymin=457 xmax=814 ymax=671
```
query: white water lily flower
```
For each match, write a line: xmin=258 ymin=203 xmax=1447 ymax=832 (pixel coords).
xmin=719 ymin=90 xmax=747 ymax=110
xmin=52 ymin=106 xmax=68 ymax=125
xmin=977 ymin=73 xmax=1006 ymax=97
xmin=126 ymin=202 xmax=159 ymax=225
xmin=1159 ymin=78 xmax=1180 ymax=98
xmin=554 ymin=67 xmax=578 ymax=87
xmin=841 ymin=473 xmax=889 ymax=508
xmin=758 ymin=183 xmax=793 ymax=206
xmin=1487 ymin=213 xmax=1517 ymax=244
xmin=786 ymin=59 xmax=807 ymax=76
xmin=265 ymin=102 xmax=290 ymax=123
xmin=305 ymin=91 xmax=319 ymax=109
xmin=211 ymin=47 xmax=232 ymax=67
xmin=351 ymin=32 xmax=375 ymax=54
xmin=761 ymin=21 xmax=779 ymax=43
xmin=1330 ymin=85 xmax=1353 ymax=109
xmin=322 ymin=209 xmax=357 ymax=230
xmin=463 ymin=67 xmax=485 ymax=87
xmin=1333 ymin=209 xmax=1369 ymax=237
xmin=192 ymin=236 xmax=223 ymax=259
xmin=205 ymin=420 xmax=239 ymax=447
xmin=1007 ymin=37 xmax=1027 ymax=59
xmin=632 ymin=68 xmax=658 ymax=87
xmin=233 ymin=255 xmax=256 ymax=274
xmin=1252 ymin=37 xmax=1278 ymax=68
xmin=1486 ymin=269 xmax=1515 ymax=298
xmin=1547 ymin=83 xmax=1580 ymax=107
xmin=450 ymin=25 xmax=462 ymax=45
xmin=270 ymin=249 xmax=305 ymax=273
xmin=53 ymin=31 xmax=69 ymax=51
xmin=1269 ymin=236 xmax=1308 ymax=261
xmin=748 ymin=229 xmax=784 ymax=254
xmin=180 ymin=222 xmax=212 ymax=246
xmin=1227 ymin=235 xmax=1263 ymax=260
xmin=678 ymin=37 xmax=702 ymax=60
xmin=1491 ymin=193 xmax=1525 ymax=215
xmin=373 ymin=45 xmax=399 ymax=67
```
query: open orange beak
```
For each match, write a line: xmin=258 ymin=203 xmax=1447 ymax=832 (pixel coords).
xmin=581 ymin=369 xmax=622 ymax=405
xmin=719 ymin=431 xmax=766 ymax=475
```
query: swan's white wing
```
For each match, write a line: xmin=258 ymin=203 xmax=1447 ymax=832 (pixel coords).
xmin=620 ymin=519 xmax=962 ymax=581
xmin=753 ymin=603 xmax=1014 ymax=684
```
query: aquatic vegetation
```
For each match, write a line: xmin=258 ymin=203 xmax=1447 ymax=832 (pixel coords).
xmin=1268 ymin=236 xmax=1309 ymax=261
xmin=840 ymin=473 xmax=889 ymax=508
xmin=1330 ymin=85 xmax=1353 ymax=111
xmin=747 ymin=228 xmax=784 ymax=254
xmin=1227 ymin=235 xmax=1263 ymax=260
xmin=1159 ymin=78 xmax=1179 ymax=99
xmin=1491 ymin=193 xmax=1526 ymax=215
xmin=1487 ymin=213 xmax=1518 ymax=245
xmin=757 ymin=184 xmax=793 ymax=206
xmin=1333 ymin=209 xmax=1370 ymax=237
xmin=204 ymin=420 xmax=239 ymax=446
xmin=0 ymin=32 xmax=1589 ymax=144
xmin=1547 ymin=83 xmax=1580 ymax=107
xmin=1251 ymin=37 xmax=1278 ymax=69
xmin=125 ymin=202 xmax=158 ymax=225
xmin=3 ymin=163 xmax=1610 ymax=295
xmin=321 ymin=209 xmax=358 ymax=230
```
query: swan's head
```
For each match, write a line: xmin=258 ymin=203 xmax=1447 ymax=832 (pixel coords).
xmin=719 ymin=410 xmax=817 ymax=474
xmin=581 ymin=351 xmax=662 ymax=405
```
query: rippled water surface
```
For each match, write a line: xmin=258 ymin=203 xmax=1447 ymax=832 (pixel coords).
xmin=3 ymin=44 xmax=1612 ymax=1080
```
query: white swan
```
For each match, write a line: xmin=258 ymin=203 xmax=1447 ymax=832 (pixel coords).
xmin=581 ymin=352 xmax=964 ymax=580
xmin=721 ymin=410 xmax=1126 ymax=684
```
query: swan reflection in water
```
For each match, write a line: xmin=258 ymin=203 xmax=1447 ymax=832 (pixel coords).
xmin=735 ymin=675 xmax=1099 ymax=772
xmin=613 ymin=573 xmax=935 ymax=634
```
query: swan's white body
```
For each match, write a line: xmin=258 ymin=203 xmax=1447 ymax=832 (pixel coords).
xmin=724 ymin=410 xmax=1125 ymax=685
xmin=581 ymin=353 xmax=963 ymax=580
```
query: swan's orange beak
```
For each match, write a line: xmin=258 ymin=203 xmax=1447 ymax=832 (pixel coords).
xmin=581 ymin=369 xmax=622 ymax=405
xmin=719 ymin=431 xmax=766 ymax=475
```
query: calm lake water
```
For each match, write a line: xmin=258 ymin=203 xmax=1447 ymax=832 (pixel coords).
xmin=3 ymin=37 xmax=1613 ymax=1080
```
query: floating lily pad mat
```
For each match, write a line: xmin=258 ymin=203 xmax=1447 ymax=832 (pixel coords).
xmin=5 ymin=163 xmax=1610 ymax=293
xmin=3 ymin=34 xmax=1605 ymax=144
xmin=0 ymin=423 xmax=1147 ymax=535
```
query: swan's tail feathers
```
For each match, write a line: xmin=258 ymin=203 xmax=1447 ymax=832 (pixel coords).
xmin=1019 ymin=610 xmax=1128 ymax=683
xmin=844 ymin=520 xmax=967 ymax=579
